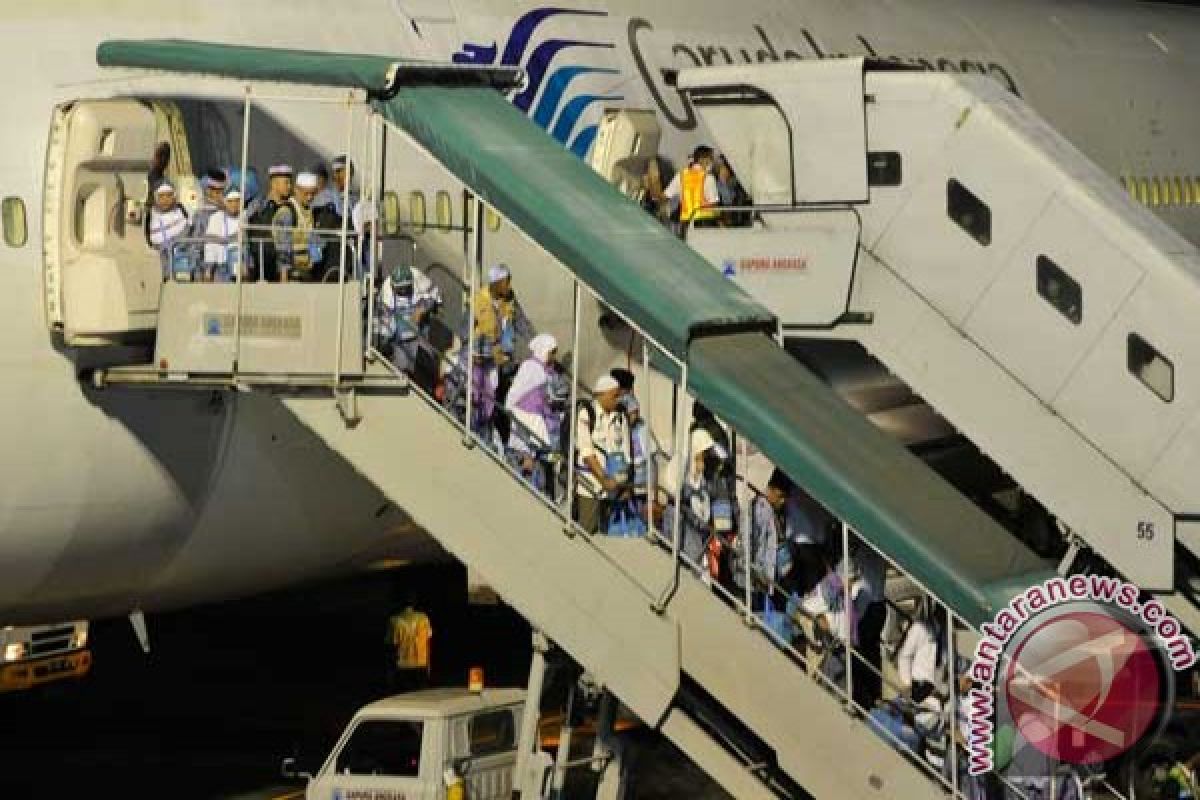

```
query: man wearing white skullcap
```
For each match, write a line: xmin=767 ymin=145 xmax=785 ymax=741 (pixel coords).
xmin=146 ymin=181 xmax=190 ymax=280
xmin=573 ymin=373 xmax=632 ymax=533
xmin=249 ymin=165 xmax=295 ymax=280
xmin=505 ymin=333 xmax=564 ymax=494
xmin=271 ymin=170 xmax=323 ymax=281
xmin=203 ymin=188 xmax=251 ymax=282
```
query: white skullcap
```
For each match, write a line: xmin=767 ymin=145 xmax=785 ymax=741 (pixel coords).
xmin=267 ymin=164 xmax=294 ymax=177
xmin=224 ymin=188 xmax=242 ymax=200
xmin=487 ymin=263 xmax=511 ymax=284
xmin=691 ymin=427 xmax=716 ymax=455
xmin=593 ymin=374 xmax=619 ymax=394
xmin=154 ymin=182 xmax=176 ymax=195
xmin=295 ymin=172 xmax=319 ymax=190
xmin=529 ymin=333 xmax=557 ymax=361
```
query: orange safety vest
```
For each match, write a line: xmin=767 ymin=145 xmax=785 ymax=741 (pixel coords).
xmin=680 ymin=165 xmax=718 ymax=223
xmin=388 ymin=608 xmax=432 ymax=670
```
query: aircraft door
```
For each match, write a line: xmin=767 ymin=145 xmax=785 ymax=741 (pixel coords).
xmin=45 ymin=99 xmax=184 ymax=344
xmin=587 ymin=109 xmax=662 ymax=203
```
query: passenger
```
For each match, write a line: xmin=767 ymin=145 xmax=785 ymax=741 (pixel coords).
xmin=376 ymin=263 xmax=441 ymax=383
xmin=227 ymin=166 xmax=263 ymax=219
xmin=573 ymin=374 xmax=633 ymax=535
xmin=866 ymin=677 xmax=944 ymax=760
xmin=146 ymin=182 xmax=190 ymax=281
xmin=330 ymin=154 xmax=360 ymax=218
xmin=190 ymin=168 xmax=228 ymax=245
xmin=896 ymin=596 xmax=944 ymax=701
xmin=866 ymin=597 xmax=947 ymax=759
xmin=664 ymin=426 xmax=721 ymax=570
xmin=841 ymin=538 xmax=888 ymax=711
xmin=780 ymin=483 xmax=831 ymax=599
xmin=744 ymin=469 xmax=799 ymax=622
xmin=202 ymin=189 xmax=252 ymax=283
xmin=610 ymin=368 xmax=658 ymax=532
xmin=506 ymin=333 xmax=564 ymax=494
xmin=250 ymin=164 xmax=294 ymax=281
xmin=472 ymin=263 xmax=533 ymax=440
xmin=663 ymin=145 xmax=720 ymax=235
xmin=310 ymin=163 xmax=337 ymax=212
xmin=271 ymin=171 xmax=323 ymax=282
xmin=715 ymin=155 xmax=752 ymax=227
xmin=690 ymin=403 xmax=737 ymax=577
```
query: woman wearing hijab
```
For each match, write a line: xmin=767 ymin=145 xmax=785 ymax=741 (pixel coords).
xmin=505 ymin=333 xmax=562 ymax=495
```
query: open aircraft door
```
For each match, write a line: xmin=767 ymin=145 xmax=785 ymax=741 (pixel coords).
xmin=587 ymin=109 xmax=661 ymax=203
xmin=44 ymin=99 xmax=192 ymax=345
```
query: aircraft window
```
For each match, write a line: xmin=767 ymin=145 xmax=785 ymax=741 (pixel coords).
xmin=867 ymin=152 xmax=903 ymax=187
xmin=947 ymin=179 xmax=991 ymax=246
xmin=435 ymin=190 xmax=453 ymax=232
xmin=1137 ymin=178 xmax=1150 ymax=205
xmin=1184 ymin=178 xmax=1194 ymax=206
xmin=1151 ymin=178 xmax=1162 ymax=207
xmin=407 ymin=191 xmax=426 ymax=235
xmin=485 ymin=207 xmax=502 ymax=233
xmin=1193 ymin=177 xmax=1200 ymax=203
xmin=1036 ymin=256 xmax=1082 ymax=326
xmin=2 ymin=197 xmax=26 ymax=247
xmin=1128 ymin=333 xmax=1174 ymax=403
xmin=335 ymin=719 xmax=423 ymax=777
xmin=469 ymin=709 xmax=516 ymax=757
xmin=1173 ymin=177 xmax=1184 ymax=206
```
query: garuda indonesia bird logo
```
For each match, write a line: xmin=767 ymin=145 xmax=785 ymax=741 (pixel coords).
xmin=452 ymin=7 xmax=622 ymax=158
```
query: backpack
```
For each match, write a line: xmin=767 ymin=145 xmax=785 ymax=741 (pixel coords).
xmin=565 ymin=398 xmax=631 ymax=470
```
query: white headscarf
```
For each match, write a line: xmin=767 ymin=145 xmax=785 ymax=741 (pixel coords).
xmin=529 ymin=333 xmax=557 ymax=363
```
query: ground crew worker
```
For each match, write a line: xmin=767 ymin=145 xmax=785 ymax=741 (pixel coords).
xmin=250 ymin=164 xmax=294 ymax=281
xmin=663 ymin=145 xmax=720 ymax=235
xmin=203 ymin=189 xmax=251 ymax=282
xmin=574 ymin=374 xmax=633 ymax=534
xmin=272 ymin=171 xmax=322 ymax=282
xmin=386 ymin=602 xmax=433 ymax=693
xmin=146 ymin=182 xmax=190 ymax=281
xmin=506 ymin=333 xmax=564 ymax=495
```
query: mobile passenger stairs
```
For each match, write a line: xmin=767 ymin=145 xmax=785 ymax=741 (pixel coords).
xmin=78 ymin=41 xmax=1114 ymax=799
xmin=677 ymin=58 xmax=1200 ymax=640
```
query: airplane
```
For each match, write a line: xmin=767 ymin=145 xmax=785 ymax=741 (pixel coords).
xmin=4 ymin=0 xmax=1199 ymax=630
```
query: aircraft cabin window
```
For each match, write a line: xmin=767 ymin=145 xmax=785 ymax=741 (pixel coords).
xmin=1184 ymin=178 xmax=1194 ymax=206
xmin=1137 ymin=178 xmax=1150 ymax=205
xmin=867 ymin=152 xmax=903 ymax=187
xmin=2 ymin=197 xmax=26 ymax=248
xmin=947 ymin=179 xmax=991 ymax=246
xmin=1151 ymin=178 xmax=1162 ymax=207
xmin=1193 ymin=177 xmax=1200 ymax=203
xmin=486 ymin=207 xmax=502 ymax=233
xmin=1035 ymin=256 xmax=1082 ymax=326
xmin=1173 ymin=177 xmax=1184 ymax=206
xmin=435 ymin=190 xmax=453 ymax=232
xmin=407 ymin=191 xmax=426 ymax=235
xmin=1128 ymin=333 xmax=1174 ymax=403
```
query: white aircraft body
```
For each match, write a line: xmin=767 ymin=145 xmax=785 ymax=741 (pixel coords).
xmin=4 ymin=0 xmax=1199 ymax=625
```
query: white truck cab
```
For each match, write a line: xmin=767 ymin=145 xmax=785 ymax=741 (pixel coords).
xmin=288 ymin=687 xmax=545 ymax=800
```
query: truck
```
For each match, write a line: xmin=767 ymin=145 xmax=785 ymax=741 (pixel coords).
xmin=0 ymin=621 xmax=91 ymax=692
xmin=284 ymin=687 xmax=552 ymax=800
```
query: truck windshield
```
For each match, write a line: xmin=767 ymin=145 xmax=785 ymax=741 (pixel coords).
xmin=335 ymin=719 xmax=423 ymax=777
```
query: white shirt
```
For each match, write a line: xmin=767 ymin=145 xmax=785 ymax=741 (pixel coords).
xmin=897 ymin=619 xmax=940 ymax=690
xmin=575 ymin=405 xmax=630 ymax=498
xmin=148 ymin=206 xmax=189 ymax=250
xmin=663 ymin=167 xmax=720 ymax=206
xmin=203 ymin=211 xmax=241 ymax=265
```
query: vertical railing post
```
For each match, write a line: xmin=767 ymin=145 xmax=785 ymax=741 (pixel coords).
xmin=462 ymin=191 xmax=478 ymax=446
xmin=653 ymin=367 xmax=688 ymax=613
xmin=364 ymin=114 xmax=380 ymax=362
xmin=332 ymin=93 xmax=355 ymax=386
xmin=232 ymin=86 xmax=252 ymax=376
xmin=642 ymin=339 xmax=652 ymax=537
xmin=563 ymin=281 xmax=581 ymax=520
xmin=947 ymin=604 xmax=960 ymax=796
xmin=841 ymin=521 xmax=854 ymax=708
xmin=741 ymin=436 xmax=752 ymax=614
